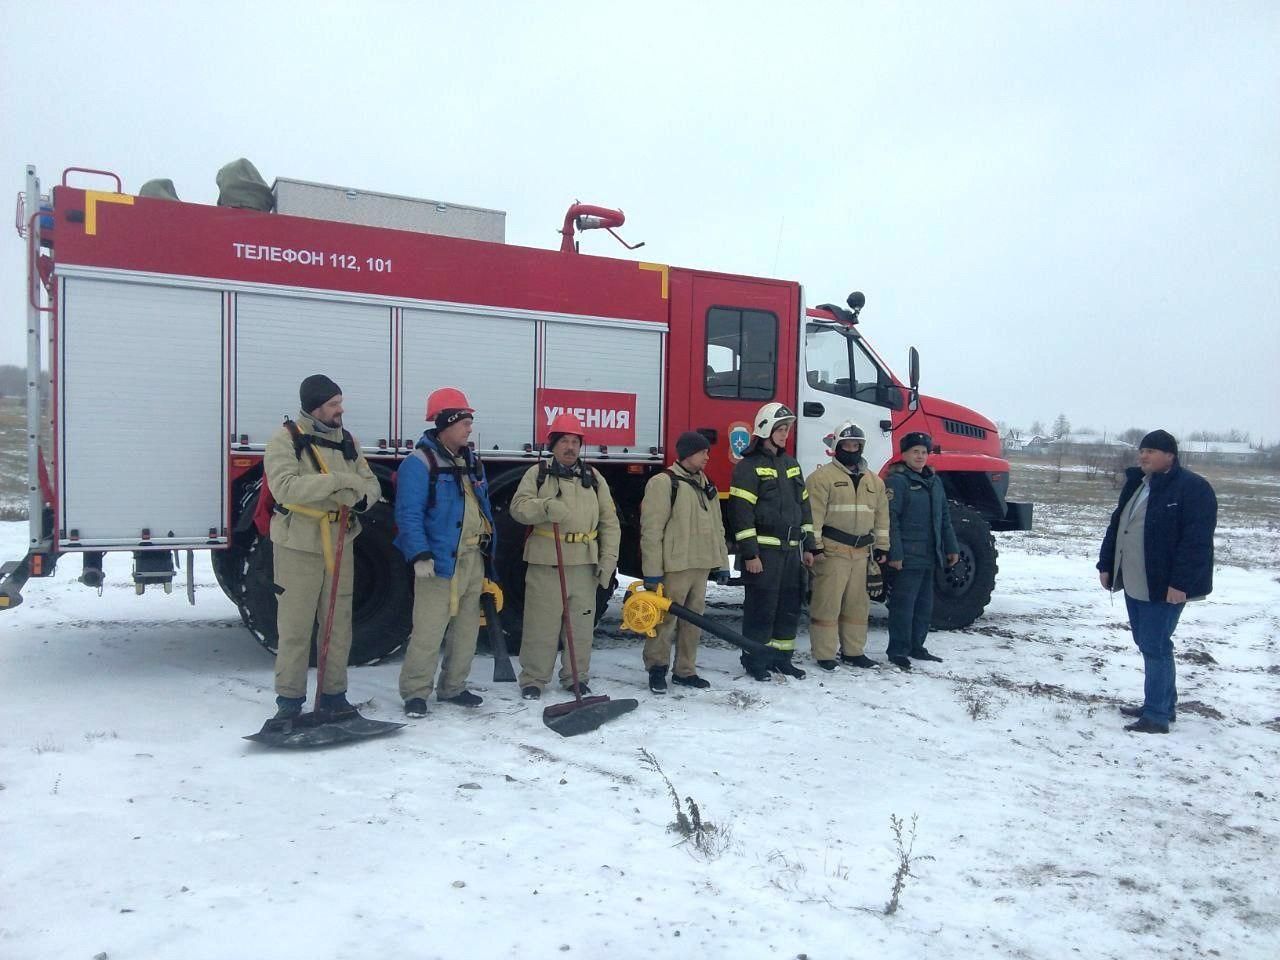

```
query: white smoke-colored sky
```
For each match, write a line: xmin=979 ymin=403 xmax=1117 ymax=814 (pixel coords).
xmin=2 ymin=0 xmax=1276 ymax=442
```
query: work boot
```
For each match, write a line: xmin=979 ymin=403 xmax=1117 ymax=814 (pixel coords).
xmin=442 ymin=690 xmax=483 ymax=708
xmin=815 ymin=659 xmax=838 ymax=672
xmin=317 ymin=692 xmax=357 ymax=721
xmin=909 ymin=648 xmax=943 ymax=662
xmin=1119 ymin=704 xmax=1177 ymax=723
xmin=648 ymin=666 xmax=669 ymax=695
xmin=274 ymin=696 xmax=305 ymax=721
xmin=521 ymin=686 xmax=542 ymax=701
xmin=1124 ymin=717 xmax=1170 ymax=734
xmin=404 ymin=698 xmax=429 ymax=718
xmin=740 ymin=653 xmax=772 ymax=682
xmin=771 ymin=652 xmax=806 ymax=679
xmin=840 ymin=654 xmax=879 ymax=668
xmin=672 ymin=673 xmax=711 ymax=689
xmin=889 ymin=656 xmax=912 ymax=672
xmin=566 ymin=681 xmax=592 ymax=696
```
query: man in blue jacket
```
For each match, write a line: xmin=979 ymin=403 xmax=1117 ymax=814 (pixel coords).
xmin=884 ymin=433 xmax=959 ymax=671
xmin=394 ymin=388 xmax=496 ymax=718
xmin=1098 ymin=430 xmax=1216 ymax=734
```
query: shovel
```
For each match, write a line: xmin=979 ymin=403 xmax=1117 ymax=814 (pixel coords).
xmin=246 ymin=504 xmax=404 ymax=748
xmin=542 ymin=523 xmax=638 ymax=737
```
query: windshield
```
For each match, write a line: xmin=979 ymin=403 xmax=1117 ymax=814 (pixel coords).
xmin=805 ymin=322 xmax=895 ymax=406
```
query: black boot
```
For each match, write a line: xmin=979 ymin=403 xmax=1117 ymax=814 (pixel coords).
xmin=274 ymin=696 xmax=304 ymax=721
xmin=740 ymin=652 xmax=771 ymax=682
xmin=1124 ymin=717 xmax=1170 ymax=734
xmin=316 ymin=692 xmax=358 ymax=721
xmin=1120 ymin=704 xmax=1176 ymax=724
xmin=909 ymin=647 xmax=943 ymax=662
xmin=672 ymin=673 xmax=711 ymax=689
xmin=648 ymin=666 xmax=669 ymax=695
xmin=404 ymin=698 xmax=429 ymax=718
xmin=839 ymin=654 xmax=880 ymax=668
xmin=521 ymin=685 xmax=542 ymax=701
xmin=889 ymin=656 xmax=912 ymax=671
xmin=815 ymin=659 xmax=838 ymax=672
xmin=772 ymin=651 xmax=806 ymax=679
xmin=442 ymin=690 xmax=483 ymax=708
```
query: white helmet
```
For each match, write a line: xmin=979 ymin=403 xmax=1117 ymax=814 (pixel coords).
xmin=752 ymin=402 xmax=797 ymax=438
xmin=824 ymin=420 xmax=866 ymax=451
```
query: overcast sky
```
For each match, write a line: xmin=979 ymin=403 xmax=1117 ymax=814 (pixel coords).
xmin=3 ymin=1 xmax=1276 ymax=442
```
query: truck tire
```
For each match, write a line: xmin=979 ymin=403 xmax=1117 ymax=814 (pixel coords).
xmin=221 ymin=501 xmax=412 ymax=665
xmin=930 ymin=502 xmax=997 ymax=630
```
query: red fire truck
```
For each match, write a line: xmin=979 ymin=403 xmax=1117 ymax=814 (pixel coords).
xmin=2 ymin=165 xmax=1031 ymax=663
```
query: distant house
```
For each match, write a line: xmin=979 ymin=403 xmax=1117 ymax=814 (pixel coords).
xmin=1022 ymin=434 xmax=1133 ymax=457
xmin=1180 ymin=441 xmax=1261 ymax=464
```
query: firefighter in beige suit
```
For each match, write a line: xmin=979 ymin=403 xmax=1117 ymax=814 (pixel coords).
xmin=806 ymin=421 xmax=890 ymax=670
xmin=638 ymin=431 xmax=731 ymax=693
xmin=264 ymin=375 xmax=383 ymax=720
xmin=509 ymin=413 xmax=621 ymax=699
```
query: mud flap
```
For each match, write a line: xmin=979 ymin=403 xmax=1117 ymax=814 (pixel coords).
xmin=243 ymin=710 xmax=405 ymax=748
xmin=542 ymin=695 xmax=639 ymax=737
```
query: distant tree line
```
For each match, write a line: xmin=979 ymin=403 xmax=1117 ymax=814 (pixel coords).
xmin=0 ymin=365 xmax=50 ymax=401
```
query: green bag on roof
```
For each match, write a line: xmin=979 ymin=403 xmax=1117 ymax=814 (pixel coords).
xmin=216 ymin=158 xmax=274 ymax=212
xmin=138 ymin=179 xmax=180 ymax=201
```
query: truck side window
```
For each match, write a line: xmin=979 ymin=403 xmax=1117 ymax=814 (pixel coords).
xmin=705 ymin=307 xmax=777 ymax=399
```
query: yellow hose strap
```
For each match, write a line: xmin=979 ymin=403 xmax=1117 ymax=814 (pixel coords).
xmin=282 ymin=503 xmax=344 ymax=574
xmin=728 ymin=486 xmax=758 ymax=504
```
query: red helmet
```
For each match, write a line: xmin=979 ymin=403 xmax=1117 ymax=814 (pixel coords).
xmin=425 ymin=387 xmax=474 ymax=421
xmin=546 ymin=412 xmax=586 ymax=443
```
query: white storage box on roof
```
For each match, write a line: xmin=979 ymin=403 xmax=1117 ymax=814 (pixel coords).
xmin=272 ymin=178 xmax=505 ymax=242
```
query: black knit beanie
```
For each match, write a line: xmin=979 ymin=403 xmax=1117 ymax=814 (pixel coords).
xmin=676 ymin=431 xmax=711 ymax=461
xmin=1139 ymin=429 xmax=1177 ymax=455
xmin=300 ymin=374 xmax=341 ymax=413
xmin=435 ymin=408 xmax=473 ymax=431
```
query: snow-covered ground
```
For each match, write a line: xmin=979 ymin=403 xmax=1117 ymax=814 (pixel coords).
xmin=1 ymin=518 xmax=1278 ymax=960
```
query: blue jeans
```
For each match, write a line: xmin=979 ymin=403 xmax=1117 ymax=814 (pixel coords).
xmin=1124 ymin=595 xmax=1184 ymax=725
xmin=886 ymin=567 xmax=934 ymax=658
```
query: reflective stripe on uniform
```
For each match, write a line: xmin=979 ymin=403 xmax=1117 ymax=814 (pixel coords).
xmin=801 ymin=489 xmax=809 ymax=500
xmin=827 ymin=503 xmax=875 ymax=513
xmin=755 ymin=467 xmax=778 ymax=478
xmin=735 ymin=527 xmax=758 ymax=541
xmin=757 ymin=535 xmax=782 ymax=546
xmin=786 ymin=466 xmax=802 ymax=478
xmin=766 ymin=637 xmax=796 ymax=651
xmin=729 ymin=486 xmax=758 ymax=504
xmin=800 ymin=523 xmax=814 ymax=533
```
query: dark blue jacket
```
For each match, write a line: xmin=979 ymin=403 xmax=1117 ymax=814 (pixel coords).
xmin=886 ymin=464 xmax=959 ymax=569
xmin=1098 ymin=461 xmax=1216 ymax=600
xmin=393 ymin=430 xmax=496 ymax=579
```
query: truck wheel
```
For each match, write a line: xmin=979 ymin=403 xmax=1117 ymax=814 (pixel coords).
xmin=230 ymin=502 xmax=412 ymax=665
xmin=930 ymin=502 xmax=997 ymax=630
